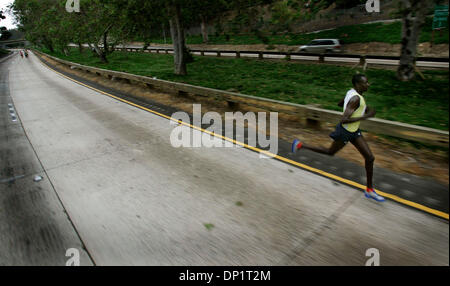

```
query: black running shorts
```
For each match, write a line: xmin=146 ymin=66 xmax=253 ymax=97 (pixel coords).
xmin=329 ymin=123 xmax=362 ymax=144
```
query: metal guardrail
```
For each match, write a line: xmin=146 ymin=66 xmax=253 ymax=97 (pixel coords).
xmin=33 ymin=49 xmax=449 ymax=147
xmin=0 ymin=39 xmax=27 ymax=44
xmin=112 ymin=46 xmax=450 ymax=64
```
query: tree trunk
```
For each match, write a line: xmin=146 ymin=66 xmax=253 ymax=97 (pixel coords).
xmin=103 ymin=32 xmax=109 ymax=55
xmin=168 ymin=4 xmax=187 ymax=75
xmin=47 ymin=44 xmax=55 ymax=53
xmin=78 ymin=41 xmax=83 ymax=53
xmin=143 ymin=41 xmax=150 ymax=51
xmin=200 ymin=15 xmax=209 ymax=44
xmin=93 ymin=42 xmax=108 ymax=63
xmin=397 ymin=0 xmax=433 ymax=81
xmin=162 ymin=23 xmax=167 ymax=44
xmin=43 ymin=37 xmax=54 ymax=53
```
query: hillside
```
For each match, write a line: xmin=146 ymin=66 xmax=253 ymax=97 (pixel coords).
xmin=185 ymin=0 xmax=405 ymax=37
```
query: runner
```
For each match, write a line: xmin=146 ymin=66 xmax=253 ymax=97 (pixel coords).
xmin=24 ymin=50 xmax=28 ymax=58
xmin=291 ymin=74 xmax=385 ymax=202
xmin=19 ymin=50 xmax=23 ymax=58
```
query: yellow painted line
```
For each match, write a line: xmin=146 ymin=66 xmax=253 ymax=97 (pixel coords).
xmin=38 ymin=55 xmax=449 ymax=221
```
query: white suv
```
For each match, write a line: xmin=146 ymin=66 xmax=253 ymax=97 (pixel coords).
xmin=297 ymin=39 xmax=342 ymax=53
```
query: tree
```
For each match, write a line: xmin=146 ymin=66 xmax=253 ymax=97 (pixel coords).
xmin=1 ymin=26 xmax=13 ymax=41
xmin=10 ymin=0 xmax=257 ymax=75
xmin=396 ymin=0 xmax=435 ymax=81
xmin=10 ymin=0 xmax=59 ymax=52
xmin=120 ymin=0 xmax=167 ymax=51
xmin=166 ymin=1 xmax=187 ymax=75
xmin=184 ymin=0 xmax=228 ymax=44
xmin=76 ymin=0 xmax=126 ymax=62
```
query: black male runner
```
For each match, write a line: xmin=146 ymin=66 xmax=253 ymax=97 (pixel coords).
xmin=292 ymin=74 xmax=385 ymax=202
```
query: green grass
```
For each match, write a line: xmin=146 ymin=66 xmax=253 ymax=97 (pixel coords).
xmin=40 ymin=47 xmax=449 ymax=131
xmin=149 ymin=17 xmax=448 ymax=46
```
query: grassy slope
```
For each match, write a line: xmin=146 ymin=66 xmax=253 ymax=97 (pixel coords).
xmin=41 ymin=48 xmax=449 ymax=131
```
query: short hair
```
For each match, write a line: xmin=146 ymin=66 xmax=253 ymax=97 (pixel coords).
xmin=352 ymin=74 xmax=366 ymax=86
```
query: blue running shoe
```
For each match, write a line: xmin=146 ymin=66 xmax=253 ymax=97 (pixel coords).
xmin=291 ymin=139 xmax=302 ymax=153
xmin=364 ymin=189 xmax=385 ymax=202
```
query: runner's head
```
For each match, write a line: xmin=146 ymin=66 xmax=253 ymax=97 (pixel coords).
xmin=352 ymin=74 xmax=369 ymax=93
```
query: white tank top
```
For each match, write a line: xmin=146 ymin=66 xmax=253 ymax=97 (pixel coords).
xmin=343 ymin=89 xmax=366 ymax=114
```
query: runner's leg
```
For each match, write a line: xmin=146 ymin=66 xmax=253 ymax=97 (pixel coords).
xmin=303 ymin=140 xmax=346 ymax=156
xmin=351 ymin=135 xmax=375 ymax=189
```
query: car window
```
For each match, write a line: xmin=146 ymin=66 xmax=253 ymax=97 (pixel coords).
xmin=309 ymin=41 xmax=319 ymax=46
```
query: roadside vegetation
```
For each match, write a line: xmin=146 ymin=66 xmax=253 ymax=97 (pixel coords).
xmin=150 ymin=17 xmax=449 ymax=46
xmin=0 ymin=48 xmax=10 ymax=57
xmin=39 ymin=47 xmax=449 ymax=131
xmin=12 ymin=0 xmax=443 ymax=81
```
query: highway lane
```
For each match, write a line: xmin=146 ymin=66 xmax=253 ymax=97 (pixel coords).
xmin=0 ymin=52 xmax=448 ymax=265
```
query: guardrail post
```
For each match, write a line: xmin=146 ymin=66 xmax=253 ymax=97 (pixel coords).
xmin=227 ymin=101 xmax=239 ymax=110
xmin=156 ymin=49 xmax=159 ymax=54
xmin=285 ymin=52 xmax=291 ymax=61
xmin=165 ymin=49 xmax=169 ymax=54
xmin=258 ymin=52 xmax=263 ymax=60
xmin=319 ymin=54 xmax=325 ymax=63
xmin=359 ymin=55 xmax=366 ymax=65
xmin=360 ymin=55 xmax=367 ymax=71
xmin=236 ymin=51 xmax=240 ymax=58
xmin=178 ymin=90 xmax=188 ymax=97
xmin=201 ymin=51 xmax=204 ymax=56
xmin=217 ymin=51 xmax=221 ymax=57
xmin=306 ymin=118 xmax=321 ymax=129
xmin=306 ymin=108 xmax=322 ymax=129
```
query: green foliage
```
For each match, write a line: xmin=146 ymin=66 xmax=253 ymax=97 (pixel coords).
xmin=0 ymin=27 xmax=12 ymax=40
xmin=270 ymin=0 xmax=296 ymax=32
xmin=254 ymin=29 xmax=270 ymax=44
xmin=420 ymin=16 xmax=449 ymax=45
xmin=157 ymin=18 xmax=449 ymax=46
xmin=330 ymin=0 xmax=366 ymax=9
xmin=0 ymin=48 xmax=10 ymax=56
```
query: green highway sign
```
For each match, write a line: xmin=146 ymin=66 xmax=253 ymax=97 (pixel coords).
xmin=432 ymin=5 xmax=448 ymax=30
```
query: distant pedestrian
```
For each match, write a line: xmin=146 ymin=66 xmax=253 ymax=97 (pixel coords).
xmin=292 ymin=74 xmax=384 ymax=202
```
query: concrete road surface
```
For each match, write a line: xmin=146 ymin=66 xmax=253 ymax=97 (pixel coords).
xmin=0 ymin=52 xmax=448 ymax=266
